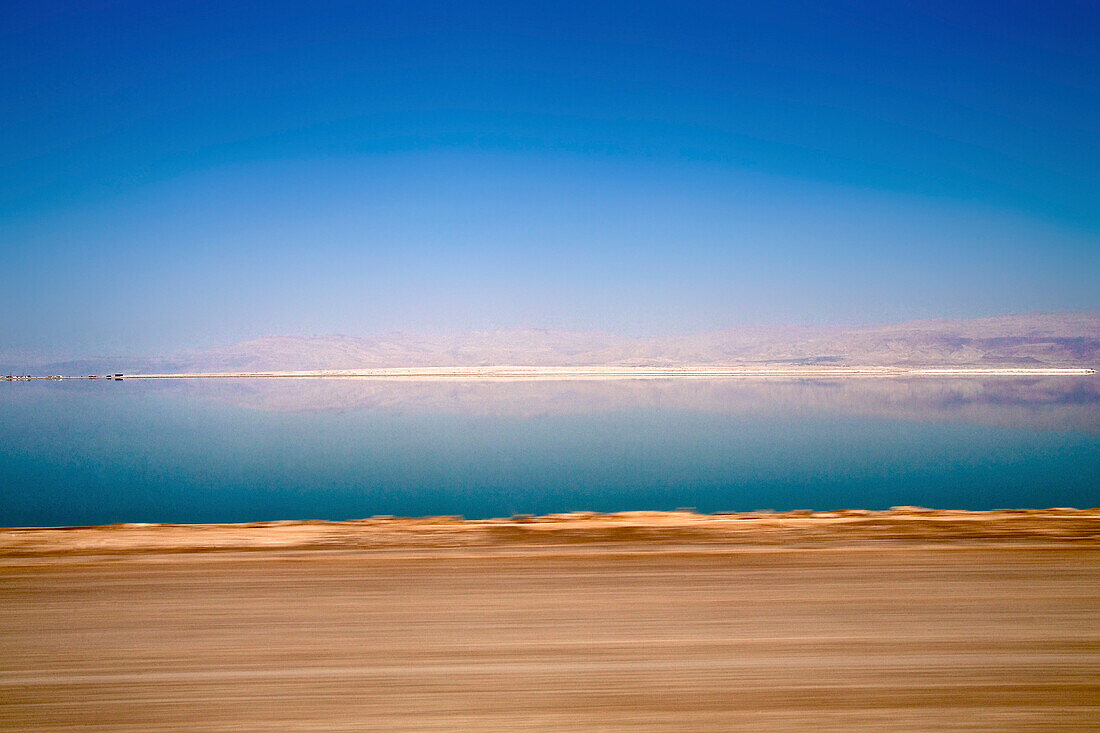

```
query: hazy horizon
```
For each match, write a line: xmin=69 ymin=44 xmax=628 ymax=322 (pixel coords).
xmin=0 ymin=308 xmax=1090 ymax=360
xmin=2 ymin=311 xmax=1095 ymax=375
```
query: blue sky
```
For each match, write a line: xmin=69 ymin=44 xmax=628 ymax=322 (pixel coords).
xmin=2 ymin=0 xmax=1097 ymax=356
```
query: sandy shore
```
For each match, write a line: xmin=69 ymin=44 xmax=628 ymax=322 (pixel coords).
xmin=2 ymin=510 xmax=1098 ymax=731
xmin=3 ymin=508 xmax=1099 ymax=555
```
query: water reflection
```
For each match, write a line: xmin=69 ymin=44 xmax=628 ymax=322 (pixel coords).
xmin=167 ymin=375 xmax=1100 ymax=433
xmin=2 ymin=376 xmax=1097 ymax=526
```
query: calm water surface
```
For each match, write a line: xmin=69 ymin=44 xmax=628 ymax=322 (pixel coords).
xmin=2 ymin=377 xmax=1098 ymax=526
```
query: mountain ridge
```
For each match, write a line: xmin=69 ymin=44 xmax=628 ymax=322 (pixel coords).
xmin=16 ymin=312 xmax=1100 ymax=375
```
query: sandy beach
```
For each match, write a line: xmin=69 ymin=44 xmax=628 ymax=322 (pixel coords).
xmin=2 ymin=510 xmax=1097 ymax=731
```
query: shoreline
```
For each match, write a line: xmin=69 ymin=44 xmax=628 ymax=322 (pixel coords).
xmin=9 ymin=365 xmax=1096 ymax=381
xmin=4 ymin=508 xmax=1097 ymax=557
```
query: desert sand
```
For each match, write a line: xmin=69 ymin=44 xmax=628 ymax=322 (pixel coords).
xmin=2 ymin=509 xmax=1098 ymax=731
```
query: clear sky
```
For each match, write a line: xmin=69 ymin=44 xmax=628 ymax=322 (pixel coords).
xmin=2 ymin=0 xmax=1097 ymax=357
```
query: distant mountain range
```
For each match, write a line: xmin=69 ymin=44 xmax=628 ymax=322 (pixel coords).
xmin=15 ymin=312 xmax=1100 ymax=375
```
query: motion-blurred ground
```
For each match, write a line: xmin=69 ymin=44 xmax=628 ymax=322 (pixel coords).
xmin=2 ymin=511 xmax=1097 ymax=731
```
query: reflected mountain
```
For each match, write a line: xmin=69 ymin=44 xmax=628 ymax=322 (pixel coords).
xmin=166 ymin=375 xmax=1100 ymax=433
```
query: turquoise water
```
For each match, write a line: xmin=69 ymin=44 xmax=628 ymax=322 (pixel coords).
xmin=2 ymin=377 xmax=1097 ymax=526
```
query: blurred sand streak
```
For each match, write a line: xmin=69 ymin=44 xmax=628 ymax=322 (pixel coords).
xmin=2 ymin=510 xmax=1098 ymax=730
xmin=2 ymin=508 xmax=1098 ymax=556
